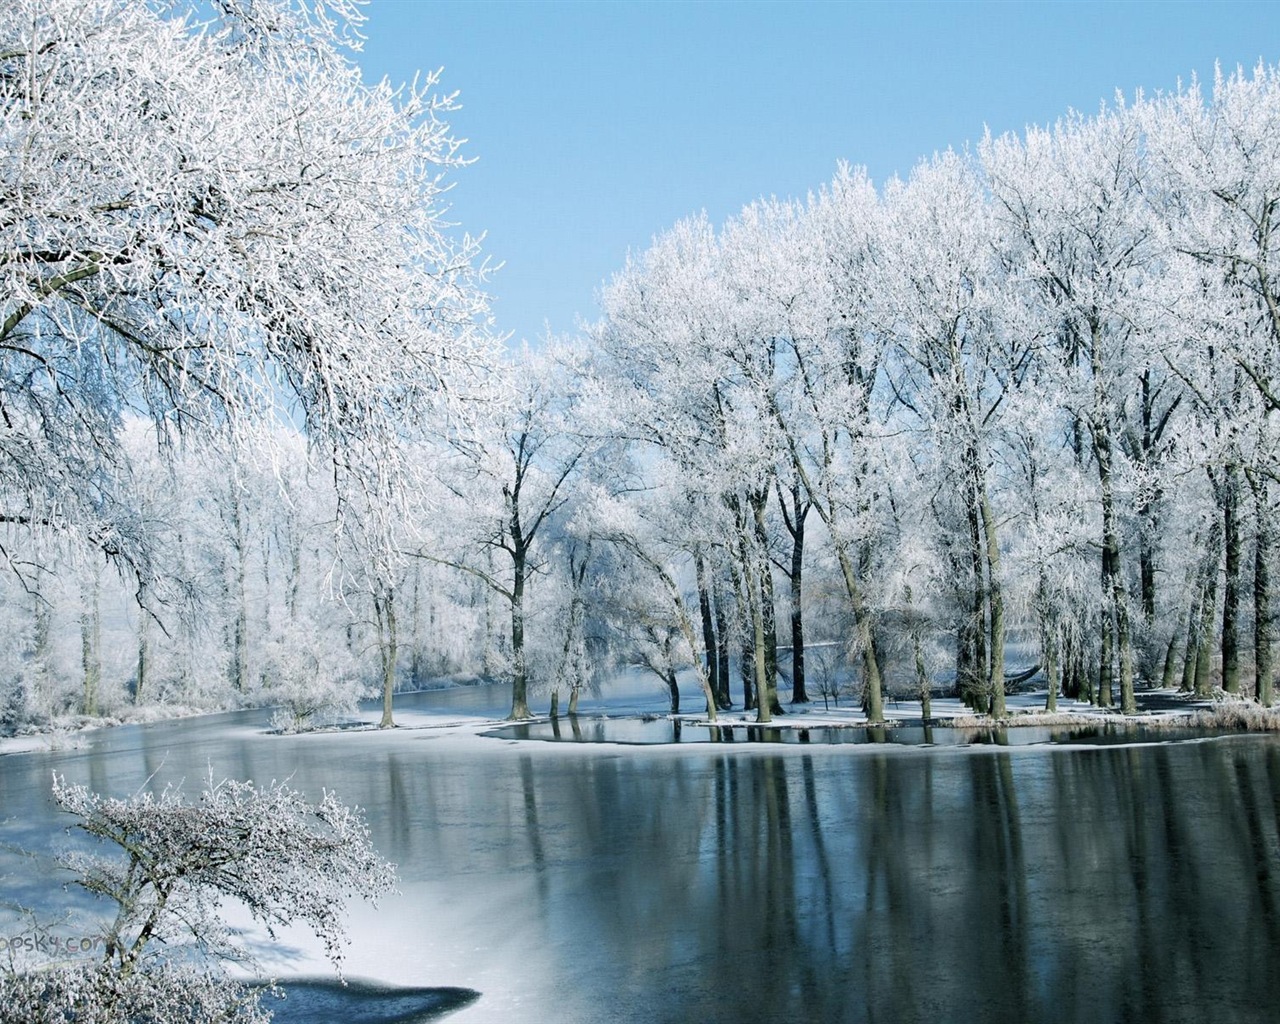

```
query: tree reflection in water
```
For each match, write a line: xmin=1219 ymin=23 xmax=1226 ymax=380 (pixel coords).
xmin=6 ymin=722 xmax=1280 ymax=1023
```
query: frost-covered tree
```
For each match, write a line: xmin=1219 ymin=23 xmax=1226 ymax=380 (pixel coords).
xmin=595 ymin=216 xmax=770 ymax=718
xmin=425 ymin=348 xmax=587 ymax=720
xmin=983 ymin=106 xmax=1157 ymax=714
xmin=0 ymin=0 xmax=489 ymax=588
xmin=768 ymin=168 xmax=892 ymax=723
xmin=1142 ymin=65 xmax=1280 ymax=704
xmin=876 ymin=151 xmax=1033 ymax=717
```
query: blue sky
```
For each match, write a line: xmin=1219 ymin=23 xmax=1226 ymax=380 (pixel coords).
xmin=356 ymin=0 xmax=1275 ymax=346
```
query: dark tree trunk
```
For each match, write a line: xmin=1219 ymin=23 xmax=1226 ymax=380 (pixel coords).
xmin=1098 ymin=612 xmax=1114 ymax=708
xmin=751 ymin=490 xmax=782 ymax=716
xmin=1221 ymin=465 xmax=1242 ymax=694
xmin=1248 ymin=470 xmax=1274 ymax=706
xmin=956 ymin=609 xmax=974 ymax=700
xmin=1088 ymin=324 xmax=1135 ymax=712
xmin=696 ymin=555 xmax=720 ymax=706
xmin=778 ymin=479 xmax=810 ymax=704
xmin=1195 ymin=574 xmax=1218 ymax=698
xmin=712 ymin=575 xmax=731 ymax=709
xmin=1180 ymin=586 xmax=1201 ymax=693
xmin=1139 ymin=535 xmax=1157 ymax=624
xmin=790 ymin=551 xmax=808 ymax=703
xmin=1191 ymin=512 xmax=1223 ymax=698
xmin=978 ymin=479 xmax=1006 ymax=719
xmin=509 ymin=542 xmax=531 ymax=720
xmin=729 ymin=561 xmax=755 ymax=712
xmin=1160 ymin=635 xmax=1179 ymax=691
xmin=1096 ymin=426 xmax=1134 ymax=712
xmin=966 ymin=495 xmax=988 ymax=714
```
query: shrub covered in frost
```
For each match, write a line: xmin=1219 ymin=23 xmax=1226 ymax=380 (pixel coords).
xmin=0 ymin=774 xmax=396 ymax=1022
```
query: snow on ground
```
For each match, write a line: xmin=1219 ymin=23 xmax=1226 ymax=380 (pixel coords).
xmin=0 ymin=731 xmax=88 ymax=756
xmin=263 ymin=682 xmax=1232 ymax=764
xmin=0 ymin=675 xmax=1242 ymax=761
xmin=0 ymin=704 xmax=208 ymax=756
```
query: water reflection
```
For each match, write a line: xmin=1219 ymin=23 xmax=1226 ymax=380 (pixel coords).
xmin=1 ymin=700 xmax=1278 ymax=1023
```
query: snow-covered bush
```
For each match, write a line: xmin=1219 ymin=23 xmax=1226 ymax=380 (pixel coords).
xmin=261 ymin=616 xmax=367 ymax=733
xmin=0 ymin=774 xmax=399 ymax=1023
xmin=267 ymin=679 xmax=367 ymax=734
xmin=0 ymin=962 xmax=272 ymax=1024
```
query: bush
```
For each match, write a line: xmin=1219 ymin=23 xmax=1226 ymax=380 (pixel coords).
xmin=0 ymin=773 xmax=397 ymax=1023
xmin=0 ymin=963 xmax=272 ymax=1024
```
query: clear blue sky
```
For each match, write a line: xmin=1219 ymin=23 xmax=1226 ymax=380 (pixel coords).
xmin=356 ymin=0 xmax=1275 ymax=346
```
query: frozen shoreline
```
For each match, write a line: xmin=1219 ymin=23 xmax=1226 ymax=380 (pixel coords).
xmin=4 ymin=684 xmax=1273 ymax=760
xmin=261 ymin=686 xmax=1277 ymax=761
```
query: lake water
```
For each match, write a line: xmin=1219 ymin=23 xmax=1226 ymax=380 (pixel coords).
xmin=3 ymin=683 xmax=1280 ymax=1024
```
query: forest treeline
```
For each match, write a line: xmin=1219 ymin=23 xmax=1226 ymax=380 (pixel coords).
xmin=3 ymin=1 xmax=1279 ymax=732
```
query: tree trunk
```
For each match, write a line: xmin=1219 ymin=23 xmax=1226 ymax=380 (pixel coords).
xmin=914 ymin=628 xmax=931 ymax=721
xmin=955 ymin=605 xmax=974 ymax=701
xmin=1191 ymin=512 xmax=1223 ymax=698
xmin=790 ymin=535 xmax=808 ymax=704
xmin=729 ymin=561 xmax=755 ymax=711
xmin=1097 ymin=448 xmax=1134 ymax=712
xmin=1139 ymin=532 xmax=1157 ymax=625
xmin=1195 ymin=573 xmax=1217 ymax=698
xmin=1221 ymin=464 xmax=1242 ymax=694
xmin=81 ymin=569 xmax=101 ymax=717
xmin=712 ymin=575 xmax=731 ymax=708
xmin=1074 ymin=635 xmax=1094 ymax=704
xmin=833 ymin=541 xmax=884 ymax=724
xmin=1248 ymin=469 xmax=1273 ymax=706
xmin=646 ymin=552 xmax=717 ymax=721
xmin=1044 ymin=635 xmax=1059 ymax=713
xmin=32 ymin=590 xmax=51 ymax=711
xmin=1160 ymin=635 xmax=1179 ymax=691
xmin=136 ymin=614 xmax=148 ymax=705
xmin=230 ymin=496 xmax=248 ymax=693
xmin=906 ymin=588 xmax=936 ymax=716
xmin=738 ymin=530 xmax=772 ymax=726
xmin=509 ymin=545 xmax=531 ymax=720
xmin=978 ymin=481 xmax=1006 ymax=719
xmin=1180 ymin=588 xmax=1201 ymax=693
xmin=376 ymin=585 xmax=398 ymax=728
xmin=751 ymin=492 xmax=782 ymax=716
xmin=966 ymin=495 xmax=989 ymax=714
xmin=410 ymin=568 xmax=425 ymax=689
xmin=760 ymin=563 xmax=780 ymax=714
xmin=1098 ymin=612 xmax=1114 ymax=708
xmin=696 ymin=554 xmax=720 ymax=706
xmin=1092 ymin=340 xmax=1135 ymax=713
xmin=287 ymin=528 xmax=301 ymax=621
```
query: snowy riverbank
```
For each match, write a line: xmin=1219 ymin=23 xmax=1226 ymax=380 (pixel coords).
xmin=7 ymin=683 xmax=1276 ymax=760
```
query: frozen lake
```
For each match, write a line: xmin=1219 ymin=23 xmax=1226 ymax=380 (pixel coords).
xmin=3 ymin=682 xmax=1280 ymax=1023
